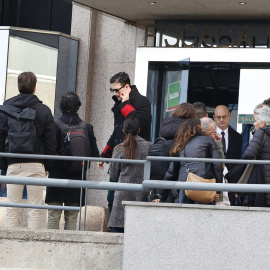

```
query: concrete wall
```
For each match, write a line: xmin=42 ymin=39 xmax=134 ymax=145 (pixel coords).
xmin=0 ymin=228 xmax=123 ymax=269
xmin=71 ymin=2 xmax=155 ymax=208
xmin=122 ymin=201 xmax=270 ymax=270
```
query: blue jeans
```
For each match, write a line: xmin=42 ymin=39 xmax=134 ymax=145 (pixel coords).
xmin=179 ymin=189 xmax=215 ymax=205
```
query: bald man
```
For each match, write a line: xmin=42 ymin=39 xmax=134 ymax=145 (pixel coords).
xmin=214 ymin=105 xmax=242 ymax=205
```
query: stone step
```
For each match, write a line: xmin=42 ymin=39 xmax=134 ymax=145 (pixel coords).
xmin=0 ymin=197 xmax=109 ymax=231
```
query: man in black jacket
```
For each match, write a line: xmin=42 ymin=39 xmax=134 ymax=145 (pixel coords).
xmin=0 ymin=72 xmax=56 ymax=229
xmin=214 ymin=105 xmax=242 ymax=205
xmin=98 ymin=72 xmax=152 ymax=215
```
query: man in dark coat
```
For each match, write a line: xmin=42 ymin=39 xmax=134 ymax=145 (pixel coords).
xmin=214 ymin=105 xmax=242 ymax=205
xmin=98 ymin=72 xmax=152 ymax=215
xmin=0 ymin=71 xmax=56 ymax=229
xmin=45 ymin=92 xmax=99 ymax=230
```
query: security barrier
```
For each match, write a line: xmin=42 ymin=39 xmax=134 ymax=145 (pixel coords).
xmin=0 ymin=152 xmax=269 ymax=230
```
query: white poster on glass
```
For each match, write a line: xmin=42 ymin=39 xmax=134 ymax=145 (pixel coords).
xmin=0 ymin=30 xmax=9 ymax=104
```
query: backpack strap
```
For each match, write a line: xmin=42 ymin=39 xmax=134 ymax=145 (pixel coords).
xmin=55 ymin=118 xmax=88 ymax=130
xmin=54 ymin=118 xmax=69 ymax=130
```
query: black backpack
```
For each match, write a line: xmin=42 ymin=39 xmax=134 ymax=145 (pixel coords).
xmin=148 ymin=137 xmax=174 ymax=180
xmin=55 ymin=119 xmax=91 ymax=173
xmin=0 ymin=104 xmax=38 ymax=154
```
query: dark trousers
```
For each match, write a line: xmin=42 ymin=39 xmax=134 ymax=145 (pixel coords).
xmin=107 ymin=178 xmax=115 ymax=216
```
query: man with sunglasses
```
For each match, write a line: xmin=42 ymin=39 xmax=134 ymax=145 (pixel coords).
xmin=214 ymin=105 xmax=242 ymax=205
xmin=98 ymin=72 xmax=152 ymax=216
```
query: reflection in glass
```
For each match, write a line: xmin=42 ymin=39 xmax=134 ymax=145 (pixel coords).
xmin=0 ymin=30 xmax=9 ymax=104
xmin=147 ymin=59 xmax=190 ymax=140
xmin=6 ymin=36 xmax=58 ymax=114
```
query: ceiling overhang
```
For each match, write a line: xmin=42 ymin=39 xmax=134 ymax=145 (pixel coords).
xmin=74 ymin=0 xmax=270 ymax=22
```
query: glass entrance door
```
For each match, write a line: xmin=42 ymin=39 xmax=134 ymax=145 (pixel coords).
xmin=147 ymin=58 xmax=190 ymax=140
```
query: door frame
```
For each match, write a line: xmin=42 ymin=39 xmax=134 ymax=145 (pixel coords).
xmin=134 ymin=47 xmax=270 ymax=96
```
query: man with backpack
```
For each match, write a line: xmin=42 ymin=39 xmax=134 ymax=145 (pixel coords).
xmin=45 ymin=92 xmax=99 ymax=230
xmin=0 ymin=71 xmax=56 ymax=229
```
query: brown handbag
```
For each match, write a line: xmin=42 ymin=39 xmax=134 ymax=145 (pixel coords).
xmin=185 ymin=171 xmax=216 ymax=203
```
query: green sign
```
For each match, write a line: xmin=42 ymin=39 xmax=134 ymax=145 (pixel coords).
xmin=238 ymin=114 xmax=255 ymax=124
xmin=167 ymin=81 xmax=181 ymax=111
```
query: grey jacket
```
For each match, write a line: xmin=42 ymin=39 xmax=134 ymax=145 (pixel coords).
xmin=159 ymin=135 xmax=223 ymax=202
xmin=108 ymin=136 xmax=152 ymax=228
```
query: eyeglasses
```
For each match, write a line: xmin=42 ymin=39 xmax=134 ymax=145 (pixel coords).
xmin=215 ymin=115 xmax=229 ymax=120
xmin=109 ymin=85 xmax=125 ymax=93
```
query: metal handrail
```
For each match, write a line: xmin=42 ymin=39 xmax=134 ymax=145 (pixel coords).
xmin=1 ymin=152 xmax=270 ymax=230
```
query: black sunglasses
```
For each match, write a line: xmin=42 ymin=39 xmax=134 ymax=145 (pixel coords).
xmin=109 ymin=85 xmax=125 ymax=93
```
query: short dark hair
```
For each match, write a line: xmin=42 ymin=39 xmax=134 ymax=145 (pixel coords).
xmin=18 ymin=72 xmax=37 ymax=94
xmin=193 ymin=102 xmax=207 ymax=119
xmin=110 ymin=72 xmax=131 ymax=86
xmin=171 ymin=103 xmax=196 ymax=119
xmin=263 ymin=98 xmax=270 ymax=106
xmin=59 ymin=92 xmax=81 ymax=114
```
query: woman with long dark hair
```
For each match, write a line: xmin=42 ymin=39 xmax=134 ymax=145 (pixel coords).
xmin=108 ymin=117 xmax=152 ymax=233
xmin=159 ymin=118 xmax=223 ymax=204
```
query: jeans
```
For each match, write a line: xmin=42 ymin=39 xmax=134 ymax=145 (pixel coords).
xmin=179 ymin=189 xmax=215 ymax=205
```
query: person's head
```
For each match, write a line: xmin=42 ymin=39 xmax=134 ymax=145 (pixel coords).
xmin=253 ymin=105 xmax=270 ymax=130
xmin=18 ymin=72 xmax=37 ymax=94
xmin=59 ymin=91 xmax=82 ymax=114
xmin=171 ymin=102 xmax=196 ymax=119
xmin=122 ymin=117 xmax=140 ymax=159
xmin=170 ymin=118 xmax=204 ymax=156
xmin=200 ymin=117 xmax=216 ymax=138
xmin=193 ymin=102 xmax=208 ymax=119
xmin=263 ymin=98 xmax=270 ymax=107
xmin=110 ymin=72 xmax=131 ymax=101
xmin=213 ymin=105 xmax=231 ymax=130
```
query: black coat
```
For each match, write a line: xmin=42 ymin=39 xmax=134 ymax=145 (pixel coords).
xmin=159 ymin=135 xmax=223 ymax=202
xmin=226 ymin=126 xmax=243 ymax=170
xmin=242 ymin=126 xmax=270 ymax=206
xmin=100 ymin=85 xmax=152 ymax=158
xmin=45 ymin=113 xmax=99 ymax=204
xmin=160 ymin=117 xmax=186 ymax=140
xmin=0 ymin=94 xmax=56 ymax=171
xmin=225 ymin=126 xmax=243 ymax=205
xmin=158 ymin=117 xmax=186 ymax=202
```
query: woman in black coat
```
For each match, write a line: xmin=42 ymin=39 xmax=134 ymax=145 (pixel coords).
xmin=157 ymin=103 xmax=196 ymax=203
xmin=241 ymin=105 xmax=270 ymax=207
xmin=157 ymin=119 xmax=223 ymax=204
xmin=45 ymin=92 xmax=99 ymax=230
xmin=160 ymin=102 xmax=196 ymax=140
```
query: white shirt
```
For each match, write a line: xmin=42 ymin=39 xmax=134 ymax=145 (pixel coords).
xmin=216 ymin=126 xmax=229 ymax=152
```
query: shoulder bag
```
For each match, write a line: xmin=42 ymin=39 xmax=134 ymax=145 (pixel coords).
xmin=184 ymin=160 xmax=216 ymax=204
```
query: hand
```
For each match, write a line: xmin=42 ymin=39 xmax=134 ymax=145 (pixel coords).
xmin=152 ymin=199 xmax=161 ymax=203
xmin=97 ymin=161 xmax=104 ymax=170
xmin=214 ymin=132 xmax=221 ymax=142
xmin=120 ymin=87 xmax=131 ymax=102
xmin=45 ymin=171 xmax=49 ymax=176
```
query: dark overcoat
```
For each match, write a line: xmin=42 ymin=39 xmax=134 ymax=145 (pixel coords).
xmin=242 ymin=126 xmax=270 ymax=206
xmin=45 ymin=112 xmax=99 ymax=205
xmin=100 ymin=85 xmax=152 ymax=158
